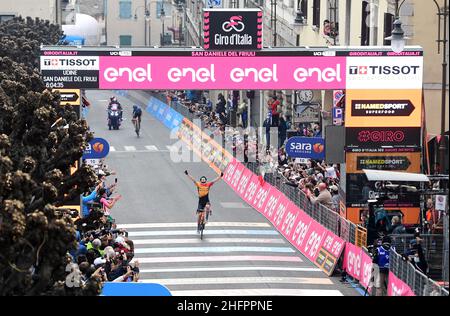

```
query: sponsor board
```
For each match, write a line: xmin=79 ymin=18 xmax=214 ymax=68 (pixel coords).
xmin=41 ymin=56 xmax=99 ymax=70
xmin=345 ymin=127 xmax=421 ymax=149
xmin=83 ymin=138 xmax=110 ymax=159
xmin=286 ymin=136 xmax=325 ymax=160
xmin=39 ymin=49 xmax=424 ymax=91
xmin=55 ymin=89 xmax=81 ymax=105
xmin=203 ymin=9 xmax=263 ymax=50
xmin=351 ymin=100 xmax=415 ymax=117
xmin=346 ymin=152 xmax=421 ymax=173
xmin=97 ymin=56 xmax=346 ymax=90
xmin=345 ymin=90 xmax=422 ymax=127
xmin=346 ymin=56 xmax=423 ymax=90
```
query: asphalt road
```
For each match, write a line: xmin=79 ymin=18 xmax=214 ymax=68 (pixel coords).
xmin=85 ymin=89 xmax=359 ymax=296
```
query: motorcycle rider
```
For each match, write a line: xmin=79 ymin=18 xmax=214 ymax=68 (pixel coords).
xmin=108 ymin=96 xmax=123 ymax=128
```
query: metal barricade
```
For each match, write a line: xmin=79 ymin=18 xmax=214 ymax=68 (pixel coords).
xmin=389 ymin=248 xmax=449 ymax=296
xmin=355 ymin=226 xmax=368 ymax=248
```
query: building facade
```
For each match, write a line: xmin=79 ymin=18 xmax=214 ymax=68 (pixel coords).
xmin=0 ymin=0 xmax=63 ymax=23
xmin=105 ymin=0 xmax=180 ymax=46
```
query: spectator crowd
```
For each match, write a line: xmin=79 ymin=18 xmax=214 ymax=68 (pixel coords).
xmin=68 ymin=158 xmax=139 ymax=288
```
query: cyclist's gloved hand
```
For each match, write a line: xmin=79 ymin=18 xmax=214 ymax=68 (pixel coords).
xmin=220 ymin=172 xmax=224 ymax=177
xmin=184 ymin=170 xmax=188 ymax=175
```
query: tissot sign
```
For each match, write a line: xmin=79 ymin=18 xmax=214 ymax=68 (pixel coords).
xmin=203 ymin=9 xmax=262 ymax=50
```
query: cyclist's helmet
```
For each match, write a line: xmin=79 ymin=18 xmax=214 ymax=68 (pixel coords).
xmin=200 ymin=176 xmax=207 ymax=183
xmin=133 ymin=104 xmax=138 ymax=110
xmin=110 ymin=96 xmax=117 ymax=102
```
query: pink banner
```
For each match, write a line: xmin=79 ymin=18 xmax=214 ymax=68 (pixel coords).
xmin=343 ymin=243 xmax=362 ymax=280
xmin=360 ymin=250 xmax=373 ymax=291
xmin=388 ymin=272 xmax=415 ymax=296
xmin=99 ymin=56 xmax=346 ymax=90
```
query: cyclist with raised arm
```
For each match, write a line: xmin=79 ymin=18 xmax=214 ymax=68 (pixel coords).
xmin=184 ymin=170 xmax=223 ymax=233
xmin=132 ymin=104 xmax=142 ymax=137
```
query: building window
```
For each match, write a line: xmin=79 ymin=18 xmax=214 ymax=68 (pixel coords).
xmin=383 ymin=12 xmax=394 ymax=45
xmin=119 ymin=1 xmax=132 ymax=19
xmin=300 ymin=0 xmax=308 ymax=20
xmin=325 ymin=0 xmax=339 ymax=40
xmin=0 ymin=15 xmax=15 ymax=22
xmin=360 ymin=1 xmax=370 ymax=45
xmin=312 ymin=0 xmax=321 ymax=27
xmin=119 ymin=35 xmax=132 ymax=45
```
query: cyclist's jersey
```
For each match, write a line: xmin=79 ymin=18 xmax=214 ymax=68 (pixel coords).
xmin=196 ymin=182 xmax=213 ymax=198
xmin=133 ymin=108 xmax=142 ymax=118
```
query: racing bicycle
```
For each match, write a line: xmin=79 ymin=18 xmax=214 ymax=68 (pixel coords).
xmin=132 ymin=117 xmax=141 ymax=137
xmin=198 ymin=204 xmax=212 ymax=240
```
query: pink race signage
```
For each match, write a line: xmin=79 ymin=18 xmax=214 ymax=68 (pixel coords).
xmin=98 ymin=56 xmax=346 ymax=90
xmin=223 ymin=158 xmax=346 ymax=275
xmin=388 ymin=272 xmax=415 ymax=296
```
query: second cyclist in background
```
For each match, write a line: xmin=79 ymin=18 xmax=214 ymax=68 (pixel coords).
xmin=132 ymin=104 xmax=142 ymax=137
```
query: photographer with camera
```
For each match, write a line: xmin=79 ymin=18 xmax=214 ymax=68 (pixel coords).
xmin=372 ymin=235 xmax=392 ymax=296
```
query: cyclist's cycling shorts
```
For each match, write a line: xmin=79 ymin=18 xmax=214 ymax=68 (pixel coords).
xmin=197 ymin=196 xmax=210 ymax=212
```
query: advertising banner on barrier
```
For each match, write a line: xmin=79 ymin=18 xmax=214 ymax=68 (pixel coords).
xmin=343 ymin=242 xmax=362 ymax=280
xmin=387 ymin=272 xmax=415 ymax=296
xmin=177 ymin=118 xmax=233 ymax=174
xmin=360 ymin=250 xmax=373 ymax=291
xmin=342 ymin=243 xmax=374 ymax=292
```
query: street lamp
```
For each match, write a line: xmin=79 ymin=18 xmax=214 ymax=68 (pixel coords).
xmin=134 ymin=5 xmax=151 ymax=45
xmin=177 ymin=2 xmax=184 ymax=46
xmin=385 ymin=19 xmax=406 ymax=53
xmin=160 ymin=6 xmax=166 ymax=46
xmin=384 ymin=0 xmax=409 ymax=53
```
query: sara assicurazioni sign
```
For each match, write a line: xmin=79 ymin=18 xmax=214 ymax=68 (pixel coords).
xmin=203 ymin=9 xmax=263 ymax=50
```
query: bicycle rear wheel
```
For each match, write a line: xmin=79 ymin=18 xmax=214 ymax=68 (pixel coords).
xmin=200 ymin=223 xmax=204 ymax=240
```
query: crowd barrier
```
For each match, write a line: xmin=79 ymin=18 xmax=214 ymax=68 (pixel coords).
xmin=246 ymin=162 xmax=367 ymax=248
xmin=389 ymin=248 xmax=448 ymax=296
xmin=143 ymin=92 xmax=447 ymax=295
xmin=223 ymin=158 xmax=346 ymax=276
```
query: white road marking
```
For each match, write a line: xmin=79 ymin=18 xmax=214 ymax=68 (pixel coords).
xmin=128 ymin=230 xmax=279 ymax=237
xmin=139 ymin=276 xmax=333 ymax=285
xmin=133 ymin=238 xmax=285 ymax=245
xmin=138 ymin=266 xmax=321 ymax=273
xmin=109 ymin=146 xmax=116 ymax=152
xmin=132 ymin=255 xmax=303 ymax=264
xmin=220 ymin=202 xmax=251 ymax=209
xmin=117 ymin=222 xmax=271 ymax=229
xmin=145 ymin=145 xmax=158 ymax=151
xmin=124 ymin=146 xmax=136 ymax=151
xmin=170 ymin=289 xmax=344 ymax=296
xmin=134 ymin=246 xmax=295 ymax=254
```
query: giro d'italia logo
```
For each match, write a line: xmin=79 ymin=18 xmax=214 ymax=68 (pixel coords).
xmin=222 ymin=15 xmax=245 ymax=32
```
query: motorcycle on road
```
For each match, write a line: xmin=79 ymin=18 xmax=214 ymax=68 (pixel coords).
xmin=108 ymin=109 xmax=121 ymax=130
